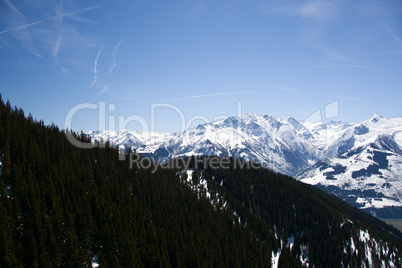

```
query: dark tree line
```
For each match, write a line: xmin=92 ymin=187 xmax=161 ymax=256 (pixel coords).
xmin=0 ymin=95 xmax=400 ymax=267
xmin=0 ymin=96 xmax=276 ymax=267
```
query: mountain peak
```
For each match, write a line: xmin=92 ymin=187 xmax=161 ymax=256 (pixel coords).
xmin=370 ymin=113 xmax=387 ymax=123
xmin=286 ymin=117 xmax=302 ymax=130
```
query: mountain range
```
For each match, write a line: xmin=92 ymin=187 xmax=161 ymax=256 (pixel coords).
xmin=85 ymin=113 xmax=402 ymax=219
xmin=1 ymin=97 xmax=401 ymax=266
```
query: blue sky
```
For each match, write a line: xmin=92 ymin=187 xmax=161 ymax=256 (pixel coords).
xmin=1 ymin=0 xmax=401 ymax=133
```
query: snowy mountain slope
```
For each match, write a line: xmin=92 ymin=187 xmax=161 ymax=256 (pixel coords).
xmin=301 ymin=120 xmax=352 ymax=152
xmin=87 ymin=114 xmax=324 ymax=176
xmin=85 ymin=129 xmax=170 ymax=146
xmin=86 ymin=113 xmax=402 ymax=218
xmin=85 ymin=114 xmax=352 ymax=176
xmin=298 ymin=114 xmax=402 ymax=219
xmin=155 ymin=114 xmax=321 ymax=176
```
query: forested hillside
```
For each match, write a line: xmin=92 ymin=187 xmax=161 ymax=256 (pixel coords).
xmin=0 ymin=97 xmax=275 ymax=266
xmin=0 ymin=96 xmax=401 ymax=267
xmin=180 ymin=156 xmax=402 ymax=267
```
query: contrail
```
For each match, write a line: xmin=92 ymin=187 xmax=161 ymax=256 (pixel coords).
xmin=94 ymin=45 xmax=103 ymax=74
xmin=4 ymin=0 xmax=25 ymax=18
xmin=99 ymin=83 xmax=110 ymax=94
xmin=109 ymin=40 xmax=123 ymax=74
xmin=91 ymin=45 xmax=103 ymax=87
xmin=52 ymin=33 xmax=63 ymax=60
xmin=384 ymin=24 xmax=401 ymax=44
xmin=0 ymin=0 xmax=125 ymax=35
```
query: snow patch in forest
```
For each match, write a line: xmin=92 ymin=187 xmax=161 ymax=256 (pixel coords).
xmin=179 ymin=170 xmax=228 ymax=211
xmin=92 ymin=255 xmax=99 ymax=268
xmin=271 ymin=249 xmax=281 ymax=268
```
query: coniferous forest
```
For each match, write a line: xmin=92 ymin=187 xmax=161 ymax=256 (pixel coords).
xmin=0 ymin=95 xmax=401 ymax=267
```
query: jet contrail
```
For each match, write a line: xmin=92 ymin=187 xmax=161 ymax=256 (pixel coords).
xmin=0 ymin=0 xmax=125 ymax=35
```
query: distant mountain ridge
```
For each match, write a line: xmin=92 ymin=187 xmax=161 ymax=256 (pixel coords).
xmin=85 ymin=113 xmax=402 ymax=219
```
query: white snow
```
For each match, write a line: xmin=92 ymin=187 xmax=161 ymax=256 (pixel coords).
xmin=181 ymin=170 xmax=228 ymax=211
xmin=233 ymin=211 xmax=241 ymax=224
xmin=271 ymin=249 xmax=281 ymax=268
xmin=186 ymin=170 xmax=193 ymax=183
xmin=351 ymin=228 xmax=400 ymax=268
xmin=287 ymin=235 xmax=295 ymax=251
xmin=359 ymin=229 xmax=371 ymax=243
xmin=350 ymin=237 xmax=356 ymax=254
xmin=394 ymin=131 xmax=402 ymax=146
xmin=356 ymin=197 xmax=402 ymax=209
xmin=359 ymin=230 xmax=373 ymax=267
xmin=92 ymin=255 xmax=99 ymax=268
xmin=298 ymin=114 xmax=402 ymax=211
xmin=299 ymin=245 xmax=309 ymax=267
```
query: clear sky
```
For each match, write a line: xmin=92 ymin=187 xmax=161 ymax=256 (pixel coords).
xmin=1 ymin=0 xmax=401 ymax=133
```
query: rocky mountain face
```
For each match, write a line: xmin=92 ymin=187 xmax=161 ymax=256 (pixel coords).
xmin=85 ymin=113 xmax=402 ymax=219
xmin=298 ymin=114 xmax=402 ymax=219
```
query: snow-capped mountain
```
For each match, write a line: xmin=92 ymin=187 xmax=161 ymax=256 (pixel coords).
xmin=87 ymin=129 xmax=170 ymax=148
xmin=85 ymin=114 xmax=328 ymax=176
xmin=85 ymin=113 xmax=402 ymax=219
xmin=298 ymin=114 xmax=402 ymax=219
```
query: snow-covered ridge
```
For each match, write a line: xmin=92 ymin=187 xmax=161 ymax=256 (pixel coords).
xmin=86 ymin=113 xmax=402 ymax=219
xmin=298 ymin=114 xmax=402 ymax=218
xmin=85 ymin=113 xmax=343 ymax=176
xmin=83 ymin=129 xmax=170 ymax=147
